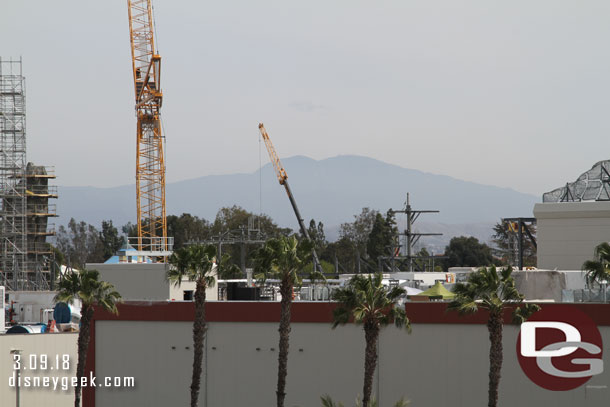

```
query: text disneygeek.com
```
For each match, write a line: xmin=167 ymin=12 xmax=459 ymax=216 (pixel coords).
xmin=8 ymin=353 xmax=135 ymax=390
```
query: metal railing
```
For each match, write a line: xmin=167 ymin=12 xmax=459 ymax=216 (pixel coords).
xmin=26 ymin=223 xmax=55 ymax=235
xmin=562 ymin=287 xmax=609 ymax=303
xmin=127 ymin=236 xmax=174 ymax=253
xmin=26 ymin=166 xmax=55 ymax=177
xmin=27 ymin=203 xmax=57 ymax=216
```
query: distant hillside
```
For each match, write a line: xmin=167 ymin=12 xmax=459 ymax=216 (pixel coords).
xmin=57 ymin=155 xmax=539 ymax=246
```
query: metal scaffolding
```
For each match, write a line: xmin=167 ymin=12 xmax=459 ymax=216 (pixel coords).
xmin=0 ymin=58 xmax=27 ymax=290
xmin=0 ymin=59 xmax=57 ymax=291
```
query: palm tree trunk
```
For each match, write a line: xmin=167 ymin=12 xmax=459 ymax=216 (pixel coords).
xmin=276 ymin=280 xmax=293 ymax=407
xmin=191 ymin=280 xmax=207 ymax=407
xmin=362 ymin=320 xmax=380 ymax=407
xmin=74 ymin=304 xmax=94 ymax=407
xmin=487 ymin=311 xmax=503 ymax=407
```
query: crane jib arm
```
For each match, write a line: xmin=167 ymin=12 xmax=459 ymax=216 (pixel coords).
xmin=257 ymin=123 xmax=323 ymax=273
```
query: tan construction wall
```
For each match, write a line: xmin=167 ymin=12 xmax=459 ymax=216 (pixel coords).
xmin=93 ymin=319 xmax=610 ymax=407
xmin=0 ymin=333 xmax=78 ymax=407
xmin=535 ymin=201 xmax=610 ymax=270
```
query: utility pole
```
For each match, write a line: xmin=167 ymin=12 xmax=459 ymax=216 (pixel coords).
xmin=386 ymin=193 xmax=442 ymax=271
xmin=10 ymin=348 xmax=21 ymax=407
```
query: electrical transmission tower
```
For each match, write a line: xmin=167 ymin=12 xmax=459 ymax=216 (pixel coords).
xmin=193 ymin=217 xmax=267 ymax=274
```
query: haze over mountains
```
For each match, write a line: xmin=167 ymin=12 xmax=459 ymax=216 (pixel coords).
xmin=57 ymin=155 xmax=540 ymax=250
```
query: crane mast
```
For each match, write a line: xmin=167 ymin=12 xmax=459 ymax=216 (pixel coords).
xmin=127 ymin=0 xmax=167 ymax=251
xmin=258 ymin=123 xmax=323 ymax=273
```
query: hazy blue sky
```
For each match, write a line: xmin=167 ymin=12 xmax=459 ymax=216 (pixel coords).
xmin=2 ymin=1 xmax=610 ymax=196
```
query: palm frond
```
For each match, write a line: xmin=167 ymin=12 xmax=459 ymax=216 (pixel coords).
xmin=168 ymin=244 xmax=219 ymax=287
xmin=512 ymin=303 xmax=540 ymax=324
xmin=308 ymin=270 xmax=327 ymax=286
xmin=387 ymin=285 xmax=406 ymax=301
xmin=251 ymin=235 xmax=311 ymax=286
xmin=449 ymin=265 xmax=530 ymax=320
xmin=594 ymin=242 xmax=610 ymax=262
xmin=217 ymin=253 xmax=242 ymax=280
xmin=582 ymin=259 xmax=609 ymax=286
xmin=393 ymin=397 xmax=411 ymax=407
xmin=320 ymin=395 xmax=344 ymax=407
xmin=332 ymin=273 xmax=409 ymax=333
xmin=54 ymin=268 xmax=122 ymax=314
xmin=355 ymin=396 xmax=377 ymax=407
xmin=332 ymin=303 xmax=352 ymax=327
xmin=500 ymin=265 xmax=513 ymax=281
xmin=203 ymin=274 xmax=216 ymax=289
xmin=391 ymin=306 xmax=411 ymax=333
xmin=320 ymin=394 xmax=407 ymax=407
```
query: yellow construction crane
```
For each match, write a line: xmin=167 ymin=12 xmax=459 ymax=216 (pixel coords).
xmin=127 ymin=0 xmax=167 ymax=251
xmin=258 ymin=123 xmax=322 ymax=273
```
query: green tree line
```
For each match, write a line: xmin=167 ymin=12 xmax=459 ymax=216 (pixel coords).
xmin=55 ymin=205 xmax=532 ymax=273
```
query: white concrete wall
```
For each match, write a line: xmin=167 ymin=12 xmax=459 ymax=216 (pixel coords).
xmin=0 ymin=333 xmax=78 ymax=407
xmin=91 ymin=263 xmax=218 ymax=302
xmin=512 ymin=270 xmax=587 ymax=302
xmin=90 ymin=263 xmax=170 ymax=301
xmin=535 ymin=201 xmax=610 ymax=271
xmin=94 ymin=320 xmax=610 ymax=407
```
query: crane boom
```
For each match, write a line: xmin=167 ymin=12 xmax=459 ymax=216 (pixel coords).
xmin=127 ymin=0 xmax=167 ymax=251
xmin=258 ymin=123 xmax=323 ymax=273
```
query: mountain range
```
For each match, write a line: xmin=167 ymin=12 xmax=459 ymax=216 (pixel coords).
xmin=57 ymin=155 xmax=540 ymax=251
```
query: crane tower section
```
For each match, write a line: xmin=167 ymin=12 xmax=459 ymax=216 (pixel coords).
xmin=127 ymin=0 xmax=167 ymax=251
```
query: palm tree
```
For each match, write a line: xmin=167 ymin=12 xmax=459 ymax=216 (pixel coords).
xmin=252 ymin=235 xmax=313 ymax=407
xmin=321 ymin=394 xmax=409 ymax=407
xmin=331 ymin=273 xmax=410 ymax=407
xmin=582 ymin=242 xmax=610 ymax=290
xmin=448 ymin=266 xmax=539 ymax=407
xmin=54 ymin=268 xmax=121 ymax=407
xmin=168 ymin=244 xmax=238 ymax=407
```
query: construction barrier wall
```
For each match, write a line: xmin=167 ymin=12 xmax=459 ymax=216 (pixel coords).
xmin=86 ymin=302 xmax=610 ymax=407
